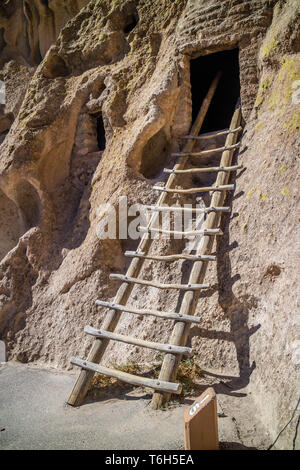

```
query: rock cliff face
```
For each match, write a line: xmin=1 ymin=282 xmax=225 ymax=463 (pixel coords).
xmin=0 ymin=0 xmax=89 ymax=65
xmin=0 ymin=0 xmax=299 ymax=449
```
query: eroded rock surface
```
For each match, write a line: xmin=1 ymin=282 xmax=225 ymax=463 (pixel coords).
xmin=0 ymin=0 xmax=299 ymax=449
xmin=0 ymin=0 xmax=89 ymax=66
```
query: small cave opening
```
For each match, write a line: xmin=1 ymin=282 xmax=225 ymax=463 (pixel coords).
xmin=71 ymin=112 xmax=106 ymax=191
xmin=96 ymin=116 xmax=106 ymax=151
xmin=140 ymin=128 xmax=171 ymax=179
xmin=15 ymin=180 xmax=41 ymax=231
xmin=123 ymin=12 xmax=139 ymax=35
xmin=190 ymin=48 xmax=240 ymax=132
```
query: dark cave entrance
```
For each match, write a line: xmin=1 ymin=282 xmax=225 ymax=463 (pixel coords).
xmin=190 ymin=48 xmax=240 ymax=132
xmin=123 ymin=12 xmax=139 ymax=35
xmin=16 ymin=180 xmax=41 ymax=230
xmin=96 ymin=116 xmax=106 ymax=151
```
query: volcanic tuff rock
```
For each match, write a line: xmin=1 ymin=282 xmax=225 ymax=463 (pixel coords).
xmin=0 ymin=0 xmax=299 ymax=449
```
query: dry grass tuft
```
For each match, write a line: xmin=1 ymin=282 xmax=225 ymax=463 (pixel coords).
xmin=89 ymin=357 xmax=205 ymax=406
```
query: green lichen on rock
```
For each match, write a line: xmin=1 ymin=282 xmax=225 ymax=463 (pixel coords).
xmin=258 ymin=0 xmax=300 ymax=67
xmin=254 ymin=77 xmax=273 ymax=108
xmin=255 ymin=121 xmax=264 ymax=130
xmin=283 ymin=110 xmax=300 ymax=134
xmin=266 ymin=55 xmax=300 ymax=111
xmin=255 ymin=56 xmax=300 ymax=112
xmin=281 ymin=187 xmax=291 ymax=196
xmin=261 ymin=37 xmax=278 ymax=59
xmin=279 ymin=57 xmax=300 ymax=84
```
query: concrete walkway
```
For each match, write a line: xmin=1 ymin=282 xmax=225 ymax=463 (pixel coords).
xmin=0 ymin=362 xmax=186 ymax=450
xmin=1 ymin=362 xmax=284 ymax=450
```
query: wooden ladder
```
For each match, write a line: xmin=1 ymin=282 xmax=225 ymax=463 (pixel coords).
xmin=67 ymin=72 xmax=243 ymax=409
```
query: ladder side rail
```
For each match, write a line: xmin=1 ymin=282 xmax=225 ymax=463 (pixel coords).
xmin=150 ymin=106 xmax=242 ymax=410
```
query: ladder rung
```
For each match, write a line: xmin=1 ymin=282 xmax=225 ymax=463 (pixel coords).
xmin=84 ymin=325 xmax=192 ymax=356
xmin=182 ymin=126 xmax=242 ymax=140
xmin=171 ymin=142 xmax=240 ymax=157
xmin=95 ymin=300 xmax=202 ymax=323
xmin=139 ymin=226 xmax=222 ymax=237
xmin=143 ymin=205 xmax=230 ymax=213
xmin=109 ymin=274 xmax=210 ymax=291
xmin=163 ymin=164 xmax=242 ymax=175
xmin=153 ymin=184 xmax=235 ymax=194
xmin=124 ymin=251 xmax=216 ymax=261
xmin=70 ymin=357 xmax=182 ymax=394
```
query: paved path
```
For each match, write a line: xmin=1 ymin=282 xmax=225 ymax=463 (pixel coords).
xmin=0 ymin=362 xmax=186 ymax=450
xmin=1 ymin=362 xmax=281 ymax=450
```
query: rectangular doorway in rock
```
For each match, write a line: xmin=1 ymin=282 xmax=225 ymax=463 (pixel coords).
xmin=187 ymin=49 xmax=241 ymax=202
xmin=190 ymin=48 xmax=240 ymax=133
